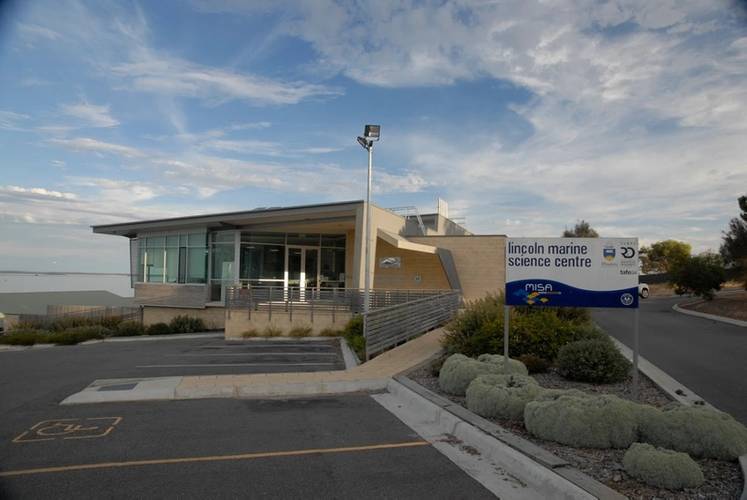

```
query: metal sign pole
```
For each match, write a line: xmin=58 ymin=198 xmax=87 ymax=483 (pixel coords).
xmin=632 ymin=307 xmax=640 ymax=401
xmin=503 ymin=305 xmax=510 ymax=373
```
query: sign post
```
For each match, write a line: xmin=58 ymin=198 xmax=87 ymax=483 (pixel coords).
xmin=504 ymin=238 xmax=640 ymax=396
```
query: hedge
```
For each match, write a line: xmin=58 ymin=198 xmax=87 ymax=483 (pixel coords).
xmin=466 ymin=373 xmax=543 ymax=420
xmin=438 ymin=353 xmax=527 ymax=396
xmin=623 ymin=443 xmax=704 ymax=490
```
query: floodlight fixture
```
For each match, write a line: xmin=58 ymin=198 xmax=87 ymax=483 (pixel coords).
xmin=364 ymin=124 xmax=380 ymax=140
xmin=357 ymin=136 xmax=370 ymax=150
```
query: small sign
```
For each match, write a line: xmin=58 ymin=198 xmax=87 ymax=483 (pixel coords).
xmin=379 ymin=256 xmax=401 ymax=269
xmin=505 ymin=237 xmax=638 ymax=308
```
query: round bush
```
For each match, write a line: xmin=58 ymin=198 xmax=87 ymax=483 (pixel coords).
xmin=639 ymin=404 xmax=747 ymax=460
xmin=168 ymin=315 xmax=206 ymax=333
xmin=146 ymin=322 xmax=172 ymax=336
xmin=114 ymin=320 xmax=144 ymax=337
xmin=524 ymin=392 xmax=641 ymax=449
xmin=476 ymin=354 xmax=529 ymax=376
xmin=466 ymin=373 xmax=543 ymax=420
xmin=557 ymin=339 xmax=631 ymax=383
xmin=439 ymin=354 xmax=501 ymax=395
xmin=623 ymin=443 xmax=704 ymax=490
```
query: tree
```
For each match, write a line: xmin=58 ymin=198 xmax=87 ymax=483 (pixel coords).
xmin=719 ymin=195 xmax=747 ymax=289
xmin=562 ymin=220 xmax=598 ymax=238
xmin=639 ymin=240 xmax=692 ymax=275
xmin=671 ymin=252 xmax=726 ymax=300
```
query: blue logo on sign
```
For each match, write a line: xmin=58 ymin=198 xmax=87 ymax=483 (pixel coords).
xmin=620 ymin=293 xmax=634 ymax=306
xmin=603 ymin=247 xmax=616 ymax=262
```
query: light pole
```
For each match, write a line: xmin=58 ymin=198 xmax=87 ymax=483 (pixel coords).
xmin=357 ymin=125 xmax=380 ymax=351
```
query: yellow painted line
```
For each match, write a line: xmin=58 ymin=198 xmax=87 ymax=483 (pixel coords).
xmin=0 ymin=441 xmax=430 ymax=478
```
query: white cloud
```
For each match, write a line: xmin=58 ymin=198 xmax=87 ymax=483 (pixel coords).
xmin=16 ymin=22 xmax=61 ymax=41
xmin=0 ymin=110 xmax=30 ymax=131
xmin=1 ymin=185 xmax=77 ymax=200
xmin=60 ymin=101 xmax=119 ymax=128
xmin=48 ymin=137 xmax=143 ymax=158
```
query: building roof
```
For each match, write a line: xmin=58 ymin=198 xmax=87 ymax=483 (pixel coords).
xmin=92 ymin=200 xmax=365 ymax=237
xmin=0 ymin=291 xmax=134 ymax=315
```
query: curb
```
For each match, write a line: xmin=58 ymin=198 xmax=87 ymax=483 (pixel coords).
xmin=608 ymin=336 xmax=715 ymax=410
xmin=672 ymin=303 xmax=747 ymax=327
xmin=385 ymin=377 xmax=624 ymax=500
xmin=740 ymin=454 xmax=747 ymax=500
xmin=339 ymin=338 xmax=360 ymax=369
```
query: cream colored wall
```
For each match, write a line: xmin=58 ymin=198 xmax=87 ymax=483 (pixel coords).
xmin=373 ymin=240 xmax=450 ymax=290
xmin=408 ymin=235 xmax=506 ymax=302
xmin=225 ymin=310 xmax=353 ymax=338
xmin=351 ymin=204 xmax=409 ymax=289
xmin=143 ymin=306 xmax=225 ymax=329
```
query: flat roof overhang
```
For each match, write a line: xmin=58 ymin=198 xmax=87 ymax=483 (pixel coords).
xmin=92 ymin=200 xmax=364 ymax=238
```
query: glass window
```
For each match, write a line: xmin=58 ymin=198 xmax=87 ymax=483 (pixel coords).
xmin=211 ymin=244 xmax=235 ymax=280
xmin=146 ymin=248 xmax=164 ymax=283
xmin=320 ymin=248 xmax=345 ymax=285
xmin=240 ymin=244 xmax=284 ymax=281
xmin=189 ymin=232 xmax=206 ymax=246
xmin=287 ymin=233 xmax=320 ymax=246
xmin=165 ymin=248 xmax=179 ymax=283
xmin=240 ymin=232 xmax=285 ymax=245
xmin=321 ymin=234 xmax=346 ymax=248
xmin=147 ymin=236 xmax=165 ymax=248
xmin=212 ymin=232 xmax=234 ymax=244
xmin=166 ymin=235 xmax=179 ymax=247
xmin=187 ymin=248 xmax=207 ymax=283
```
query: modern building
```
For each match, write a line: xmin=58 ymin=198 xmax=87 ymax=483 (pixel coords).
xmin=92 ymin=200 xmax=506 ymax=334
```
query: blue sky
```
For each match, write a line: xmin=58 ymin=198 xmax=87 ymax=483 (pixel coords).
xmin=1 ymin=0 xmax=746 ymax=273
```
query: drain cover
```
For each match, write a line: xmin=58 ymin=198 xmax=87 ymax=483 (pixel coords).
xmin=98 ymin=382 xmax=138 ymax=392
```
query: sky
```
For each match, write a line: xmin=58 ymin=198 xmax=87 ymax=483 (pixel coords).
xmin=0 ymin=0 xmax=746 ymax=273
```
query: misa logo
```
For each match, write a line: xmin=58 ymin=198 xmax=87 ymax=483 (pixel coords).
xmin=603 ymin=246 xmax=616 ymax=262
xmin=525 ymin=283 xmax=553 ymax=293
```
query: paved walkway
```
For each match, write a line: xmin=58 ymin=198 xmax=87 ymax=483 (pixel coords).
xmin=62 ymin=329 xmax=445 ymax=404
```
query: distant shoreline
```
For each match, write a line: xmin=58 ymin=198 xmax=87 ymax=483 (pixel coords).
xmin=0 ymin=271 xmax=130 ymax=277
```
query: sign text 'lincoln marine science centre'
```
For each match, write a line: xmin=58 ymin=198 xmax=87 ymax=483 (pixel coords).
xmin=505 ymin=237 xmax=639 ymax=308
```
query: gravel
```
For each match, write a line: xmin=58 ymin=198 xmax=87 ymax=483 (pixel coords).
xmin=409 ymin=363 xmax=744 ymax=500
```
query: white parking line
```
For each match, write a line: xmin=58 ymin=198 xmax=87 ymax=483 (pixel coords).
xmin=136 ymin=363 xmax=338 ymax=368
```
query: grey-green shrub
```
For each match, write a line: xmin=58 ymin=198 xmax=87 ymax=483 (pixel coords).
xmin=476 ymin=354 xmax=529 ymax=376
xmin=524 ymin=392 xmax=641 ymax=448
xmin=146 ymin=322 xmax=171 ymax=335
xmin=438 ymin=354 xmax=527 ymax=396
xmin=557 ymin=339 xmax=631 ymax=383
xmin=0 ymin=330 xmax=49 ymax=345
xmin=289 ymin=325 xmax=313 ymax=337
xmin=639 ymin=404 xmax=747 ymax=460
xmin=169 ymin=315 xmax=206 ymax=333
xmin=466 ymin=373 xmax=544 ymax=420
xmin=47 ymin=326 xmax=110 ymax=345
xmin=114 ymin=320 xmax=144 ymax=337
xmin=623 ymin=443 xmax=704 ymax=490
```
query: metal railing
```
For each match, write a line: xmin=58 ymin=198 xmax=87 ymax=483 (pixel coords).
xmin=364 ymin=290 xmax=461 ymax=359
xmin=17 ymin=306 xmax=142 ymax=328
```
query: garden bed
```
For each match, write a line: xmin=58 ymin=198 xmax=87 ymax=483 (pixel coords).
xmin=409 ymin=364 xmax=744 ymax=500
xmin=680 ymin=291 xmax=747 ymax=322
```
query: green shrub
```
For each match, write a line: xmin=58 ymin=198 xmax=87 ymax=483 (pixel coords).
xmin=289 ymin=325 xmax=313 ymax=337
xmin=516 ymin=354 xmax=551 ymax=374
xmin=0 ymin=330 xmax=49 ymax=345
xmin=262 ymin=325 xmax=283 ymax=337
xmin=11 ymin=320 xmax=47 ymax=331
xmin=48 ymin=316 xmax=97 ymax=331
xmin=623 ymin=443 xmax=704 ymax=490
xmin=557 ymin=339 xmax=631 ymax=383
xmin=169 ymin=315 xmax=206 ymax=333
xmin=114 ymin=321 xmax=144 ymax=337
xmin=671 ymin=253 xmax=726 ymax=300
xmin=319 ymin=327 xmax=342 ymax=337
xmin=342 ymin=315 xmax=365 ymax=359
xmin=441 ymin=294 xmax=597 ymax=361
xmin=241 ymin=329 xmax=260 ymax=338
xmin=639 ymin=405 xmax=747 ymax=460
xmin=438 ymin=353 xmax=527 ymax=396
xmin=146 ymin=322 xmax=172 ymax=335
xmin=524 ymin=392 xmax=642 ymax=449
xmin=47 ymin=326 xmax=110 ymax=345
xmin=466 ymin=373 xmax=543 ymax=420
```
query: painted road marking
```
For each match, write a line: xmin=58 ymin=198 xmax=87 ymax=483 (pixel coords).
xmin=166 ymin=352 xmax=339 ymax=357
xmin=0 ymin=441 xmax=430 ymax=477
xmin=136 ymin=363 xmax=337 ymax=368
xmin=13 ymin=417 xmax=122 ymax=443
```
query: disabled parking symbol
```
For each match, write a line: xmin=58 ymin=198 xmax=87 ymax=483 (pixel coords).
xmin=13 ymin=417 xmax=122 ymax=443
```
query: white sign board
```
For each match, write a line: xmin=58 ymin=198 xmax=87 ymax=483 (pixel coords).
xmin=505 ymin=237 xmax=639 ymax=308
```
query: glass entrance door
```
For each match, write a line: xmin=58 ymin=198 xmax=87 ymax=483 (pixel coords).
xmin=285 ymin=246 xmax=319 ymax=300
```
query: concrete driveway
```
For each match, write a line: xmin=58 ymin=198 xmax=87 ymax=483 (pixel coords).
xmin=593 ymin=295 xmax=747 ymax=424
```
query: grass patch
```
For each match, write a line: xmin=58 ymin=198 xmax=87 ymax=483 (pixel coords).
xmin=289 ymin=325 xmax=313 ymax=337
xmin=319 ymin=327 xmax=343 ymax=337
xmin=262 ymin=325 xmax=283 ymax=337
xmin=241 ymin=329 xmax=260 ymax=338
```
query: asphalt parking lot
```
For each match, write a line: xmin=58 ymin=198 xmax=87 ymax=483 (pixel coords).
xmin=0 ymin=336 xmax=345 ymax=416
xmin=0 ymin=395 xmax=493 ymax=499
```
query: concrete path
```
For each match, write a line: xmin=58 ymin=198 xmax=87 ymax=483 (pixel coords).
xmin=62 ymin=328 xmax=445 ymax=405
